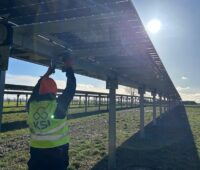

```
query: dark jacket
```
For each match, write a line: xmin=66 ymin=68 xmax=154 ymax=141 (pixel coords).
xmin=28 ymin=67 xmax=76 ymax=119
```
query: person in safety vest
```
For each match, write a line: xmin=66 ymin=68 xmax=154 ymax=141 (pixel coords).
xmin=27 ymin=56 xmax=76 ymax=170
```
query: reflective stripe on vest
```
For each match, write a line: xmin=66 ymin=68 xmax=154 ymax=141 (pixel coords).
xmin=33 ymin=121 xmax=67 ymax=135
xmin=31 ymin=131 xmax=68 ymax=141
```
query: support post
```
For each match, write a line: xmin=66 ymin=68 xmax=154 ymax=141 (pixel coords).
xmin=168 ymin=97 xmax=171 ymax=111
xmin=131 ymin=96 xmax=133 ymax=107
xmin=126 ymin=96 xmax=128 ymax=108
xmin=0 ymin=71 xmax=6 ymax=131
xmin=120 ymin=96 xmax=123 ymax=109
xmin=159 ymin=94 xmax=162 ymax=117
xmin=107 ymin=96 xmax=109 ymax=110
xmin=164 ymin=97 xmax=167 ymax=113
xmin=25 ymin=94 xmax=28 ymax=109
xmin=95 ymin=96 xmax=97 ymax=106
xmin=0 ymin=21 xmax=12 ymax=131
xmin=167 ymin=97 xmax=169 ymax=113
xmin=79 ymin=96 xmax=81 ymax=106
xmin=25 ymin=94 xmax=28 ymax=104
xmin=84 ymin=93 xmax=88 ymax=112
xmin=171 ymin=99 xmax=173 ymax=109
xmin=172 ymin=99 xmax=175 ymax=109
xmin=134 ymin=97 xmax=136 ymax=106
xmin=138 ymin=87 xmax=145 ymax=138
xmin=88 ymin=96 xmax=90 ymax=107
xmin=16 ymin=94 xmax=20 ymax=107
xmin=106 ymin=75 xmax=118 ymax=170
xmin=98 ymin=94 xmax=101 ymax=111
xmin=151 ymin=90 xmax=157 ymax=125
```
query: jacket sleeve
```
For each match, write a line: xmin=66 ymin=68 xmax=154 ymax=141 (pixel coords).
xmin=54 ymin=67 xmax=76 ymax=119
xmin=27 ymin=78 xmax=42 ymax=111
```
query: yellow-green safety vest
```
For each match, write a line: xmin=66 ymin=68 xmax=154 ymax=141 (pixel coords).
xmin=28 ymin=100 xmax=69 ymax=148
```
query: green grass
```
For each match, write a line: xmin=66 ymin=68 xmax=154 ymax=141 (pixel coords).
xmin=2 ymin=101 xmax=130 ymax=115
xmin=1 ymin=105 xmax=200 ymax=170
xmin=186 ymin=106 xmax=200 ymax=158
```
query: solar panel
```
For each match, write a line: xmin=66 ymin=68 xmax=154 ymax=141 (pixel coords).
xmin=0 ymin=0 xmax=180 ymax=99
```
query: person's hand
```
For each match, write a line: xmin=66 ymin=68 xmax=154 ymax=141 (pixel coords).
xmin=43 ymin=65 xmax=55 ymax=77
xmin=62 ymin=56 xmax=73 ymax=72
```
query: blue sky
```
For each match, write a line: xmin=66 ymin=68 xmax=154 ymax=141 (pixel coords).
xmin=134 ymin=0 xmax=200 ymax=88
xmin=6 ymin=0 xmax=200 ymax=102
xmin=7 ymin=58 xmax=108 ymax=93
xmin=133 ymin=0 xmax=200 ymax=102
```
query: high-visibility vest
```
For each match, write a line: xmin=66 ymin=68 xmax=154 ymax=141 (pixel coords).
xmin=27 ymin=100 xmax=69 ymax=148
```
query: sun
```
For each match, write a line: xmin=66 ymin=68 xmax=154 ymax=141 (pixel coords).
xmin=147 ymin=19 xmax=161 ymax=33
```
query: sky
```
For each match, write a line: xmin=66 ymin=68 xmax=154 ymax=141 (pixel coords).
xmin=5 ymin=0 xmax=200 ymax=103
xmin=133 ymin=0 xmax=200 ymax=102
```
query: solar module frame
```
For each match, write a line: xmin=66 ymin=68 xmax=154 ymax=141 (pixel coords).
xmin=0 ymin=0 xmax=180 ymax=98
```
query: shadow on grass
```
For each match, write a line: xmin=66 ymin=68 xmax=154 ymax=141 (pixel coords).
xmin=1 ymin=110 xmax=107 ymax=132
xmin=1 ymin=107 xmax=138 ymax=132
xmin=1 ymin=120 xmax=28 ymax=132
xmin=3 ymin=110 xmax=26 ymax=114
xmin=92 ymin=106 xmax=200 ymax=170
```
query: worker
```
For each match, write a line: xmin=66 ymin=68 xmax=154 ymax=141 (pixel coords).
xmin=27 ymin=56 xmax=76 ymax=170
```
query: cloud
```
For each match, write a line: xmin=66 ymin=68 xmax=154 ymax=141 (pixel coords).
xmin=176 ymin=86 xmax=190 ymax=91
xmin=6 ymin=73 xmax=39 ymax=86
xmin=6 ymin=73 xmax=199 ymax=103
xmin=179 ymin=92 xmax=200 ymax=103
xmin=176 ymin=86 xmax=200 ymax=103
xmin=181 ymin=76 xmax=188 ymax=80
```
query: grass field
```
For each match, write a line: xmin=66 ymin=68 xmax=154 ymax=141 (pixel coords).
xmin=0 ymin=105 xmax=200 ymax=170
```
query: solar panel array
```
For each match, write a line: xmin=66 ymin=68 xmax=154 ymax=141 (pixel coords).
xmin=0 ymin=0 xmax=180 ymax=99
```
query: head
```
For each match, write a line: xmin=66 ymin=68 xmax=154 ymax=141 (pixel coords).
xmin=39 ymin=77 xmax=57 ymax=96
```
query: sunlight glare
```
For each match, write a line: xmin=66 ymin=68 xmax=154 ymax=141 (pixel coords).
xmin=147 ymin=19 xmax=161 ymax=33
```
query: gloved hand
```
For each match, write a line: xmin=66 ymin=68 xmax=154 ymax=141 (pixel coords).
xmin=43 ymin=65 xmax=55 ymax=77
xmin=62 ymin=56 xmax=73 ymax=72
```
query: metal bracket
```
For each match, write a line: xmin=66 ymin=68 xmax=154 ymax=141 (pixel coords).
xmin=151 ymin=89 xmax=157 ymax=96
xmin=0 ymin=46 xmax=10 ymax=71
xmin=106 ymin=73 xmax=118 ymax=89
xmin=138 ymin=86 xmax=145 ymax=95
xmin=0 ymin=21 xmax=13 ymax=71
xmin=0 ymin=20 xmax=13 ymax=46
